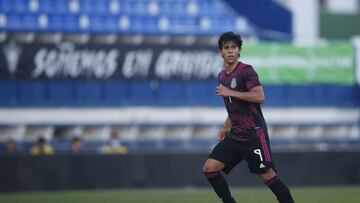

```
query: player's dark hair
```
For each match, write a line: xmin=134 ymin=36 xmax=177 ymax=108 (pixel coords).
xmin=218 ymin=31 xmax=243 ymax=50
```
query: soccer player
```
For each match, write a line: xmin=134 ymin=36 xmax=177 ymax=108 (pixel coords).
xmin=202 ymin=31 xmax=295 ymax=203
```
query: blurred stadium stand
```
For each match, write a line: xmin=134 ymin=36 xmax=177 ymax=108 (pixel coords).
xmin=0 ymin=0 xmax=257 ymax=37
xmin=0 ymin=0 xmax=359 ymax=154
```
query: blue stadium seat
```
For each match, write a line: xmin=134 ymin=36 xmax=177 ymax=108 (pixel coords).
xmin=78 ymin=0 xmax=94 ymax=14
xmin=121 ymin=15 xmax=136 ymax=33
xmin=13 ymin=0 xmax=28 ymax=13
xmin=0 ymin=0 xmax=14 ymax=13
xmin=143 ymin=16 xmax=160 ymax=34
xmin=156 ymin=1 xmax=175 ymax=16
xmin=197 ymin=16 xmax=234 ymax=35
xmin=0 ymin=0 xmax=256 ymax=36
xmin=6 ymin=14 xmax=22 ymax=31
xmin=89 ymin=16 xmax=119 ymax=33
xmin=48 ymin=14 xmax=64 ymax=32
xmin=132 ymin=0 xmax=148 ymax=15
xmin=125 ymin=16 xmax=158 ymax=34
xmin=22 ymin=14 xmax=38 ymax=31
xmin=103 ymin=16 xmax=118 ymax=33
xmin=90 ymin=0 xmax=109 ymax=15
xmin=170 ymin=16 xmax=197 ymax=34
xmin=118 ymin=1 xmax=133 ymax=15
xmin=38 ymin=0 xmax=55 ymax=14
xmin=53 ymin=0 xmax=70 ymax=14
xmin=62 ymin=15 xmax=79 ymax=32
xmin=90 ymin=16 xmax=104 ymax=33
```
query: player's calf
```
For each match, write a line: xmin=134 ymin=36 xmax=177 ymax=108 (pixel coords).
xmin=203 ymin=170 xmax=236 ymax=203
xmin=264 ymin=175 xmax=295 ymax=203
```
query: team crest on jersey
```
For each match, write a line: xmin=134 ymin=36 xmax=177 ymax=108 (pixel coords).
xmin=230 ymin=78 xmax=237 ymax=88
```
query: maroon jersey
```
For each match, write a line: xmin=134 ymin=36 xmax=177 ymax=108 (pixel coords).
xmin=218 ymin=61 xmax=267 ymax=140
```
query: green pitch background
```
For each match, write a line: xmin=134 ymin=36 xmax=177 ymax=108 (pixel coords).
xmin=0 ymin=185 xmax=359 ymax=203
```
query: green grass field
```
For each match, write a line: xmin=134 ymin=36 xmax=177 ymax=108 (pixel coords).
xmin=1 ymin=185 xmax=359 ymax=203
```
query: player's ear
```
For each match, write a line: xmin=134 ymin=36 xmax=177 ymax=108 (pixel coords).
xmin=219 ymin=49 xmax=224 ymax=59
xmin=238 ymin=47 xmax=242 ymax=57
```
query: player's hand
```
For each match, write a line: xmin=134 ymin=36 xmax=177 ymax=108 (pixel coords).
xmin=217 ymin=128 xmax=229 ymax=141
xmin=216 ymin=85 xmax=232 ymax=97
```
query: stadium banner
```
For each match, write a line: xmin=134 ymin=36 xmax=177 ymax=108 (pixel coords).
xmin=0 ymin=41 xmax=355 ymax=84
xmin=242 ymin=42 xmax=355 ymax=84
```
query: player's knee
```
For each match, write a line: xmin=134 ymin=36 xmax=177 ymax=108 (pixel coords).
xmin=259 ymin=168 xmax=276 ymax=182
xmin=202 ymin=160 xmax=224 ymax=173
xmin=202 ymin=163 xmax=214 ymax=173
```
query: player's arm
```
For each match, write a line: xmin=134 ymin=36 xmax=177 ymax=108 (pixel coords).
xmin=216 ymin=85 xmax=265 ymax=104
xmin=218 ymin=116 xmax=232 ymax=141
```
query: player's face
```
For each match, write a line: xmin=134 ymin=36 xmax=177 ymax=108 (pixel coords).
xmin=220 ymin=41 xmax=240 ymax=65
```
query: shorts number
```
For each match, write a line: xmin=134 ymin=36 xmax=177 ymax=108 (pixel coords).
xmin=254 ymin=149 xmax=263 ymax=162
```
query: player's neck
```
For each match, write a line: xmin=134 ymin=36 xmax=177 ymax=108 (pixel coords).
xmin=225 ymin=62 xmax=239 ymax=74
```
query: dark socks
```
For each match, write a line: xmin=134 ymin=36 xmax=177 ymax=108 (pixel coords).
xmin=265 ymin=176 xmax=295 ymax=203
xmin=204 ymin=171 xmax=236 ymax=203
